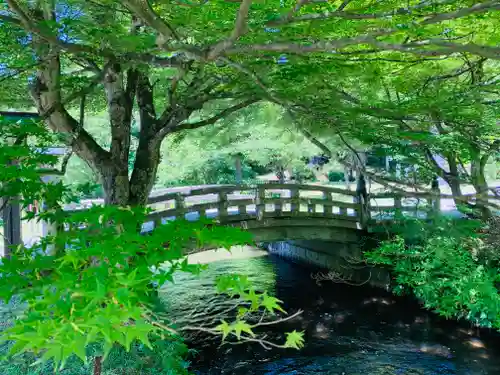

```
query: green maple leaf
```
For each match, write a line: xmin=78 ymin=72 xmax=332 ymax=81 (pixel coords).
xmin=71 ymin=334 xmax=87 ymax=363
xmin=215 ymin=320 xmax=232 ymax=341
xmin=244 ymin=289 xmax=261 ymax=311
xmin=261 ymin=293 xmax=285 ymax=314
xmin=231 ymin=320 xmax=254 ymax=340
xmin=130 ymin=320 xmax=154 ymax=349
xmin=284 ymin=330 xmax=305 ymax=349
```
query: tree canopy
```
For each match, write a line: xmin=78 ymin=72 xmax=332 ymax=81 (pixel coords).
xmin=1 ymin=0 xmax=499 ymax=206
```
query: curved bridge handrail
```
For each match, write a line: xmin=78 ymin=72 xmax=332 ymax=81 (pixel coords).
xmin=145 ymin=183 xmax=364 ymax=230
xmin=147 ymin=183 xmax=358 ymax=204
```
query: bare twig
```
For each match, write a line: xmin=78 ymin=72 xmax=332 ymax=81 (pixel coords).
xmin=249 ymin=309 xmax=303 ymax=328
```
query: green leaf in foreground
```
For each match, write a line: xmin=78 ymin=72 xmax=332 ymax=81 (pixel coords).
xmin=284 ymin=330 xmax=305 ymax=349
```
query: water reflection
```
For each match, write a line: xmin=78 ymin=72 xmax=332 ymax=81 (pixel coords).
xmin=161 ymin=248 xmax=500 ymax=375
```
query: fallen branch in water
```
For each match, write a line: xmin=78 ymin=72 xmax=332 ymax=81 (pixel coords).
xmin=311 ymin=270 xmax=371 ymax=286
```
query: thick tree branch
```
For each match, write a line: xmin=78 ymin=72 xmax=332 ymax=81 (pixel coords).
xmin=24 ymin=3 xmax=112 ymax=179
xmin=421 ymin=1 xmax=500 ymax=25
xmin=370 ymin=40 xmax=500 ymax=60
xmin=226 ymin=30 xmax=392 ymax=54
xmin=136 ymin=70 xmax=158 ymax=129
xmin=208 ymin=0 xmax=253 ymax=59
xmin=122 ymin=0 xmax=179 ymax=40
xmin=5 ymin=0 xmax=186 ymax=70
xmin=269 ymin=1 xmax=500 ymax=25
xmin=129 ymin=71 xmax=162 ymax=206
xmin=172 ymin=98 xmax=260 ymax=132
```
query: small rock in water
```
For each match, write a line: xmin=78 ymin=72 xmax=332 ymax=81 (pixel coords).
xmin=313 ymin=322 xmax=330 ymax=339
xmin=334 ymin=312 xmax=346 ymax=323
xmin=467 ymin=338 xmax=486 ymax=349
xmin=418 ymin=343 xmax=453 ymax=358
xmin=321 ymin=312 xmax=333 ymax=320
xmin=315 ymin=322 xmax=327 ymax=333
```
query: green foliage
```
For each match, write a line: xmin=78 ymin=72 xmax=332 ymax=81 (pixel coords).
xmin=327 ymin=170 xmax=354 ymax=183
xmin=0 ymin=120 xmax=305 ymax=374
xmin=0 ymin=205 xmax=252 ymax=370
xmin=156 ymin=103 xmax=318 ymax=187
xmin=171 ymin=155 xmax=258 ymax=186
xmin=366 ymin=217 xmax=500 ymax=329
xmin=0 ymin=115 xmax=74 ymax=211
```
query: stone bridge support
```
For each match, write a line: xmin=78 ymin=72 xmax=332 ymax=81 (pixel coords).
xmin=261 ymin=240 xmax=391 ymax=290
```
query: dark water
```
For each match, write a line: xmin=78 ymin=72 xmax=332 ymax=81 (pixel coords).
xmin=162 ymin=252 xmax=500 ymax=375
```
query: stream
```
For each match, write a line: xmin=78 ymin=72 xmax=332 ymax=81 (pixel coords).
xmin=162 ymin=247 xmax=500 ymax=375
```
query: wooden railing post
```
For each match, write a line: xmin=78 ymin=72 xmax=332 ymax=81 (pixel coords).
xmin=394 ymin=195 xmax=402 ymax=218
xmin=307 ymin=199 xmax=316 ymax=214
xmin=323 ymin=191 xmax=332 ymax=217
xmin=218 ymin=191 xmax=228 ymax=219
xmin=274 ymin=189 xmax=284 ymax=216
xmin=199 ymin=205 xmax=207 ymax=218
xmin=237 ymin=201 xmax=246 ymax=216
xmin=290 ymin=187 xmax=299 ymax=214
xmin=175 ymin=194 xmax=185 ymax=220
xmin=256 ymin=186 xmax=265 ymax=221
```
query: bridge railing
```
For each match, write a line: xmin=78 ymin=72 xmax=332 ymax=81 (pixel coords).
xmin=145 ymin=183 xmax=363 ymax=231
xmin=61 ymin=184 xmax=499 ymax=235
xmin=368 ymin=190 xmax=500 ymax=221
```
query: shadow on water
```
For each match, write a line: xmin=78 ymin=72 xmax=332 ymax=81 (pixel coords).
xmin=161 ymin=251 xmax=500 ymax=375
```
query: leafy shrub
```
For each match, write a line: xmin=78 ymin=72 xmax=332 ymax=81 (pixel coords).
xmin=366 ymin=217 xmax=500 ymax=329
xmin=290 ymin=164 xmax=316 ymax=183
xmin=327 ymin=170 xmax=354 ymax=183
xmin=170 ymin=155 xmax=258 ymax=186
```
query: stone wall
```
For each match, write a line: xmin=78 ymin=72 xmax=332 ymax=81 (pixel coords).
xmin=262 ymin=240 xmax=391 ymax=290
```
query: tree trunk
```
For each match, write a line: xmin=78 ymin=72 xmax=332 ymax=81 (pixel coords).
xmin=128 ymin=72 xmax=162 ymax=207
xmin=128 ymin=136 xmax=162 ymax=206
xmin=426 ymin=150 xmax=466 ymax=213
xmin=444 ymin=155 xmax=470 ymax=213
xmin=93 ymin=356 xmax=102 ymax=375
xmin=471 ymin=154 xmax=491 ymax=219
xmin=100 ymin=167 xmax=133 ymax=206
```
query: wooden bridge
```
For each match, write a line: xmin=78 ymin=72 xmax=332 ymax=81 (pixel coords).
xmin=4 ymin=183 xmax=498 ymax=256
xmin=138 ymin=183 xmax=467 ymax=243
